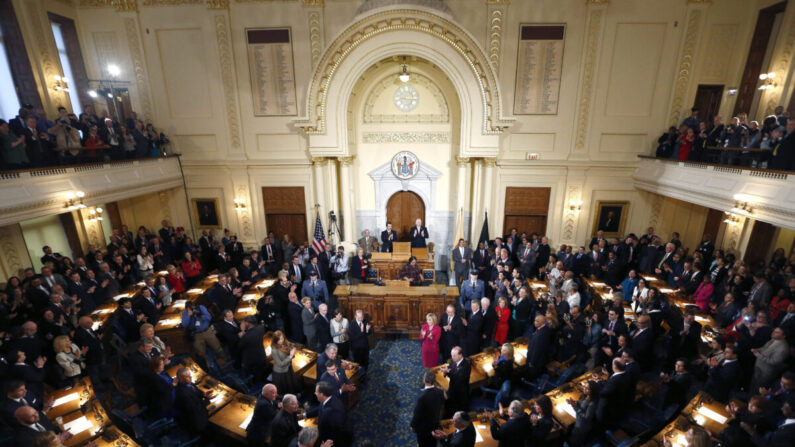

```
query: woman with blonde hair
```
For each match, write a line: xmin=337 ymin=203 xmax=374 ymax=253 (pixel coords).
xmin=139 ymin=323 xmax=172 ymax=362
xmin=54 ymin=335 xmax=85 ymax=383
xmin=270 ymin=330 xmax=301 ymax=394
xmin=420 ymin=312 xmax=441 ymax=368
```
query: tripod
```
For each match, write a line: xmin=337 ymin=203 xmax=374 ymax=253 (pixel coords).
xmin=327 ymin=210 xmax=343 ymax=248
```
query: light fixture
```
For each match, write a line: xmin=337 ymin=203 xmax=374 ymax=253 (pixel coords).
xmin=65 ymin=191 xmax=86 ymax=210
xmin=233 ymin=198 xmax=246 ymax=211
xmin=107 ymin=64 xmax=121 ymax=77
xmin=88 ymin=207 xmax=104 ymax=222
xmin=398 ymin=57 xmax=411 ymax=83
xmin=723 ymin=212 xmax=740 ymax=225
xmin=88 ymin=90 xmax=98 ymax=98
xmin=730 ymin=194 xmax=753 ymax=216
xmin=53 ymin=75 xmax=70 ymax=93
xmin=107 ymin=92 xmax=113 ymax=98
xmin=569 ymin=200 xmax=583 ymax=212
xmin=758 ymin=72 xmax=777 ymax=90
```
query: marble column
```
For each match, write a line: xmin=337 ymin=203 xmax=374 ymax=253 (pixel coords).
xmin=470 ymin=159 xmax=484 ymax=243
xmin=455 ymin=156 xmax=470 ymax=226
xmin=325 ymin=158 xmax=341 ymax=245
xmin=339 ymin=156 xmax=356 ymax=242
xmin=311 ymin=157 xmax=327 ymax=216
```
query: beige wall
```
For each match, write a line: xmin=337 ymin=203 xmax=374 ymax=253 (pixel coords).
xmin=19 ymin=216 xmax=69 ymax=272
xmin=116 ymin=187 xmax=191 ymax=239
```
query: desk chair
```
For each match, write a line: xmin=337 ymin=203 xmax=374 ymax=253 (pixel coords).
xmin=422 ymin=269 xmax=435 ymax=285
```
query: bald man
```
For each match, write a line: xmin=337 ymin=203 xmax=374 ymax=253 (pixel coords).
xmin=246 ymin=383 xmax=279 ymax=446
xmin=14 ymin=405 xmax=70 ymax=445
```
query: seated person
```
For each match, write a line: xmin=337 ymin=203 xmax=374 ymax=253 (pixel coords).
xmin=400 ymin=256 xmax=423 ymax=286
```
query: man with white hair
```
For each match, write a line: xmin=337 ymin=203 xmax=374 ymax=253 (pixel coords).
xmin=410 ymin=218 xmax=429 ymax=248
xmin=654 ymin=243 xmax=676 ymax=275
xmin=431 ymin=411 xmax=476 ymax=446
xmin=271 ymin=394 xmax=302 ymax=447
xmin=480 ymin=297 xmax=497 ymax=350
xmin=489 ymin=400 xmax=531 ymax=446
xmin=246 ymin=384 xmax=279 ymax=446
xmin=295 ymin=427 xmax=333 ymax=447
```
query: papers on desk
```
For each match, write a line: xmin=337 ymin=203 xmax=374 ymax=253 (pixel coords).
xmin=473 ymin=425 xmax=486 ymax=443
xmin=207 ymin=274 xmax=219 ymax=280
xmin=112 ymin=293 xmax=131 ymax=301
xmin=210 ymin=393 xmax=226 ymax=405
xmin=694 ymin=316 xmax=711 ymax=324
xmin=158 ymin=318 xmax=181 ymax=327
xmin=265 ymin=346 xmax=272 ymax=357
xmin=256 ymin=279 xmax=276 ymax=289
xmin=186 ymin=288 xmax=203 ymax=294
xmin=239 ymin=414 xmax=252 ymax=430
xmin=237 ymin=307 xmax=255 ymax=314
xmin=172 ymin=299 xmax=187 ymax=308
xmin=591 ymin=282 xmax=606 ymax=287
xmin=557 ymin=402 xmax=577 ymax=419
xmin=63 ymin=416 xmax=93 ymax=434
xmin=696 ymin=405 xmax=728 ymax=424
xmin=157 ymin=270 xmax=168 ymax=276
xmin=530 ymin=283 xmax=546 ymax=289
xmin=480 ymin=362 xmax=493 ymax=374
xmin=242 ymin=293 xmax=258 ymax=301
xmin=298 ymin=419 xmax=308 ymax=427
xmin=642 ymin=276 xmax=657 ymax=282
xmin=91 ymin=321 xmax=101 ymax=331
xmin=51 ymin=392 xmax=79 ymax=408
xmin=92 ymin=308 xmax=113 ymax=315
xmin=660 ymin=288 xmax=676 ymax=294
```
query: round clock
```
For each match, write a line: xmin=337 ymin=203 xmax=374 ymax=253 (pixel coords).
xmin=393 ymin=84 xmax=419 ymax=112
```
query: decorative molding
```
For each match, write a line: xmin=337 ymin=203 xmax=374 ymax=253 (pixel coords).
xmin=116 ymin=0 xmax=139 ymax=11
xmin=687 ymin=0 xmax=711 ymax=3
xmin=307 ymin=10 xmax=324 ymax=68
xmin=563 ymin=186 xmax=579 ymax=241
xmin=486 ymin=3 xmax=506 ymax=73
xmin=235 ymin=184 xmax=253 ymax=239
xmin=295 ymin=9 xmax=514 ymax=135
xmin=482 ymin=157 xmax=497 ymax=167
xmin=311 ymin=157 xmax=328 ymax=166
xmin=585 ymin=0 xmax=609 ymax=4
xmin=158 ymin=191 xmax=172 ymax=224
xmin=486 ymin=0 xmax=510 ymax=4
xmin=667 ymin=9 xmax=703 ymax=127
xmin=207 ymin=0 xmax=230 ymax=8
xmin=763 ymin=11 xmax=795 ymax=116
xmin=0 ymin=225 xmax=24 ymax=278
xmin=339 ymin=156 xmax=356 ymax=166
xmin=363 ymin=72 xmax=449 ymax=123
xmin=142 ymin=0 xmax=203 ymax=6
xmin=124 ymin=18 xmax=154 ymax=122
xmin=25 ymin=1 xmax=65 ymax=108
xmin=573 ymin=8 xmax=603 ymax=151
xmin=361 ymin=132 xmax=451 ymax=144
xmin=724 ymin=216 xmax=744 ymax=253
xmin=214 ymin=15 xmax=242 ymax=150
xmin=93 ymin=32 xmax=119 ymax=80
xmin=302 ymin=0 xmax=323 ymax=6
xmin=647 ymin=191 xmax=664 ymax=229
xmin=455 ymin=156 xmax=470 ymax=166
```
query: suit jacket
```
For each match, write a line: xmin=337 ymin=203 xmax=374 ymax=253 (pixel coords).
xmin=214 ymin=320 xmax=241 ymax=354
xmin=174 ymin=382 xmax=209 ymax=433
xmin=439 ymin=423 xmax=476 ymax=447
xmin=481 ymin=308 xmax=497 ymax=345
xmin=472 ymin=249 xmax=490 ymax=278
xmin=459 ymin=279 xmax=485 ymax=309
xmin=445 ymin=358 xmax=471 ymax=400
xmin=527 ymin=325 xmax=552 ymax=367
xmin=315 ymin=313 xmax=332 ymax=349
xmin=683 ymin=271 xmax=704 ymax=295
xmin=8 ymin=364 xmax=46 ymax=399
xmin=597 ymin=371 xmax=633 ymax=426
xmin=490 ymin=414 xmax=531 ymax=447
xmin=246 ymin=397 xmax=278 ymax=441
xmin=14 ymin=416 xmax=60 ymax=445
xmin=0 ymin=391 xmax=41 ymax=426
xmin=73 ymin=326 xmax=104 ymax=366
xmin=632 ymin=328 xmax=654 ymax=371
xmin=357 ymin=236 xmax=378 ymax=253
xmin=380 ymin=230 xmax=397 ymax=252
xmin=751 ymin=420 xmax=795 ymax=447
xmin=239 ymin=324 xmax=266 ymax=368
xmin=271 ymin=409 xmax=301 ymax=447
xmin=134 ymin=295 xmax=161 ymax=324
xmin=452 ymin=247 xmax=472 ymax=274
xmin=287 ymin=301 xmax=305 ymax=342
xmin=348 ymin=319 xmax=371 ymax=351
xmin=320 ymin=370 xmax=351 ymax=396
xmin=705 ymin=359 xmax=740 ymax=402
xmin=464 ymin=311 xmax=484 ymax=355
xmin=410 ymin=226 xmax=429 ymax=248
xmin=440 ymin=313 xmax=464 ymax=352
xmin=208 ymin=283 xmax=237 ymax=313
xmin=306 ymin=395 xmax=347 ymax=446
xmin=518 ymin=246 xmax=538 ymax=278
xmin=411 ymin=386 xmax=444 ymax=436
xmin=302 ymin=280 xmax=330 ymax=309
xmin=535 ymin=244 xmax=551 ymax=270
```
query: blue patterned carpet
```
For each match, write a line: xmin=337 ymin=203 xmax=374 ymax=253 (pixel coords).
xmin=349 ymin=339 xmax=426 ymax=446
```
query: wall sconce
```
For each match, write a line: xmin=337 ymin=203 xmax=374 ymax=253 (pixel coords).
xmin=53 ymin=75 xmax=70 ymax=93
xmin=731 ymin=194 xmax=754 ymax=216
xmin=569 ymin=200 xmax=583 ymax=212
xmin=723 ymin=212 xmax=740 ymax=225
xmin=65 ymin=191 xmax=86 ymax=210
xmin=88 ymin=207 xmax=104 ymax=222
xmin=233 ymin=198 xmax=246 ymax=211
xmin=758 ymin=72 xmax=777 ymax=90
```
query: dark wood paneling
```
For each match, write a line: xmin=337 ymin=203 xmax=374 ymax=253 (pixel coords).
xmin=266 ymin=214 xmax=308 ymax=246
xmin=262 ymin=187 xmax=306 ymax=214
xmin=104 ymin=202 xmax=122 ymax=235
xmin=503 ymin=215 xmax=547 ymax=237
xmin=386 ymin=191 xmax=425 ymax=241
xmin=733 ymin=2 xmax=786 ymax=116
xmin=743 ymin=221 xmax=777 ymax=266
xmin=59 ymin=212 xmax=83 ymax=259
xmin=692 ymin=85 xmax=724 ymax=125
xmin=0 ymin=0 xmax=42 ymax=109
xmin=48 ymin=13 xmax=91 ymax=110
xmin=503 ymin=187 xmax=550 ymax=236
xmin=702 ymin=208 xmax=724 ymax=245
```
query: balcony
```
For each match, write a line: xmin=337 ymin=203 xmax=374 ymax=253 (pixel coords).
xmin=632 ymin=156 xmax=795 ymax=230
xmin=0 ymin=155 xmax=184 ymax=226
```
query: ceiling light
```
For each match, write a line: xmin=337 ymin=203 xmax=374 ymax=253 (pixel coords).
xmin=398 ymin=63 xmax=410 ymax=83
xmin=88 ymin=90 xmax=97 ymax=98
xmin=107 ymin=64 xmax=121 ymax=77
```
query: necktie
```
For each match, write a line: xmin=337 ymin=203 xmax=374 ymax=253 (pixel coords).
xmin=359 ymin=322 xmax=364 ymax=332
xmin=34 ymin=423 xmax=45 ymax=432
xmin=609 ymin=321 xmax=615 ymax=331
xmin=20 ymin=397 xmax=28 ymax=406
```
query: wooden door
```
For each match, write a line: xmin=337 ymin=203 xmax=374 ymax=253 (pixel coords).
xmin=262 ymin=187 xmax=308 ymax=244
xmin=503 ymin=187 xmax=550 ymax=236
xmin=702 ymin=208 xmax=724 ymax=245
xmin=386 ymin=191 xmax=425 ymax=241
xmin=733 ymin=2 xmax=786 ymax=116
xmin=743 ymin=221 xmax=776 ymax=266
xmin=692 ymin=85 xmax=723 ymax=125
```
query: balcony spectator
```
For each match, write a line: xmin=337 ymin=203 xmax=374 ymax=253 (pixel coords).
xmin=84 ymin=125 xmax=104 ymax=161
xmin=680 ymin=106 xmax=702 ymax=131
xmin=769 ymin=118 xmax=795 ymax=171
xmin=99 ymin=118 xmax=122 ymax=160
xmin=132 ymin=121 xmax=149 ymax=158
xmin=678 ymin=127 xmax=695 ymax=161
xmin=0 ymin=119 xmax=28 ymax=170
xmin=655 ymin=126 xmax=677 ymax=158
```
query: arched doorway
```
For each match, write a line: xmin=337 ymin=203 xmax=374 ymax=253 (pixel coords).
xmin=386 ymin=191 xmax=425 ymax=241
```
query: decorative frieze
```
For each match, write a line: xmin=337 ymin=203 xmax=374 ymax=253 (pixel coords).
xmin=362 ymin=132 xmax=451 ymax=144
xmin=214 ymin=15 xmax=243 ymax=150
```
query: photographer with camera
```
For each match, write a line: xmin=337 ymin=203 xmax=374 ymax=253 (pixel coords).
xmin=180 ymin=301 xmax=226 ymax=366
xmin=331 ymin=245 xmax=349 ymax=285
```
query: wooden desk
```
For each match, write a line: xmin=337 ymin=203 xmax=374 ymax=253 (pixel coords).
xmin=369 ymin=258 xmax=435 ymax=280
xmin=209 ymin=392 xmax=257 ymax=442
xmin=54 ymin=400 xmax=110 ymax=447
xmin=641 ymin=392 xmax=735 ymax=447
xmin=334 ymin=284 xmax=458 ymax=338
xmin=431 ymin=361 xmax=488 ymax=392
xmin=196 ymin=375 xmax=236 ymax=415
xmin=90 ymin=425 xmax=141 ymax=447
xmin=547 ymin=382 xmax=581 ymax=429
xmin=166 ymin=358 xmax=207 ymax=383
xmin=45 ymin=378 xmax=95 ymax=419
xmin=440 ymin=414 xmax=499 ymax=447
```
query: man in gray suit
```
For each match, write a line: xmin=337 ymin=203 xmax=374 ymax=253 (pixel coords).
xmin=451 ymin=239 xmax=472 ymax=289
xmin=357 ymin=229 xmax=378 ymax=255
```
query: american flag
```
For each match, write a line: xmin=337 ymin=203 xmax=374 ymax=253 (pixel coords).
xmin=312 ymin=212 xmax=327 ymax=254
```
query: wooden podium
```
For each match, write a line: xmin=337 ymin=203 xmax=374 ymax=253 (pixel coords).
xmin=367 ymin=242 xmax=434 ymax=281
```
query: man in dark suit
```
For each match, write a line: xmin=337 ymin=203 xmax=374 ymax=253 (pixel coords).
xmin=21 ymin=116 xmax=52 ymax=167
xmin=489 ymin=400 xmax=531 ymax=447
xmin=694 ymin=234 xmax=715 ymax=265
xmin=174 ymin=367 xmax=210 ymax=437
xmin=271 ymin=394 xmax=302 ymax=447
xmin=452 ymin=239 xmax=472 ymax=289
xmin=632 ymin=315 xmax=655 ymax=371
xmin=704 ymin=345 xmax=740 ymax=403
xmin=226 ymin=235 xmax=245 ymax=267
xmin=287 ymin=292 xmax=305 ymax=343
xmin=115 ymin=298 xmax=145 ymax=343
xmin=480 ymin=298 xmax=497 ymax=350
xmin=246 ymin=384 xmax=279 ymax=446
xmin=441 ymin=346 xmax=470 ymax=417
xmin=745 ymin=396 xmax=795 ymax=447
xmin=13 ymin=405 xmax=68 ymax=445
xmin=472 ymin=241 xmax=490 ymax=282
xmin=239 ymin=316 xmax=268 ymax=382
xmin=208 ymin=275 xmax=240 ymax=314
xmin=535 ymin=237 xmax=551 ymax=273
xmin=412 ymin=371 xmax=445 ymax=447
xmin=410 ymin=218 xmax=429 ymax=248
xmin=316 ymin=343 xmax=341 ymax=381
xmin=572 ymin=246 xmax=591 ymax=278
xmin=526 ymin=315 xmax=552 ymax=380
xmin=587 ymin=244 xmax=605 ymax=278
xmin=440 ymin=305 xmax=464 ymax=362
xmin=518 ymin=240 xmax=538 ymax=279
xmin=380 ymin=222 xmax=398 ymax=253
xmin=319 ymin=361 xmax=356 ymax=399
xmin=463 ymin=301 xmax=484 ymax=356
xmin=214 ymin=310 xmax=241 ymax=363
xmin=73 ymin=316 xmax=106 ymax=390
xmin=672 ymin=311 xmax=702 ymax=360
xmin=432 ymin=411 xmax=476 ymax=447
xmin=7 ymin=351 xmax=46 ymax=402
xmin=660 ymin=358 xmax=693 ymax=410
xmin=306 ymin=381 xmax=349 ymax=447
xmin=260 ymin=237 xmax=281 ymax=277
xmin=0 ymin=380 xmax=48 ymax=427
xmin=134 ymin=288 xmax=161 ymax=324
xmin=348 ymin=310 xmax=371 ymax=369
xmin=596 ymin=359 xmax=633 ymax=428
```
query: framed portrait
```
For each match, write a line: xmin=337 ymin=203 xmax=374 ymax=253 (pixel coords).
xmin=591 ymin=201 xmax=629 ymax=238
xmin=192 ymin=198 xmax=222 ymax=229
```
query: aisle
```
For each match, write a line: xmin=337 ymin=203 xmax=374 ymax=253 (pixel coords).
xmin=349 ymin=339 xmax=426 ymax=446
